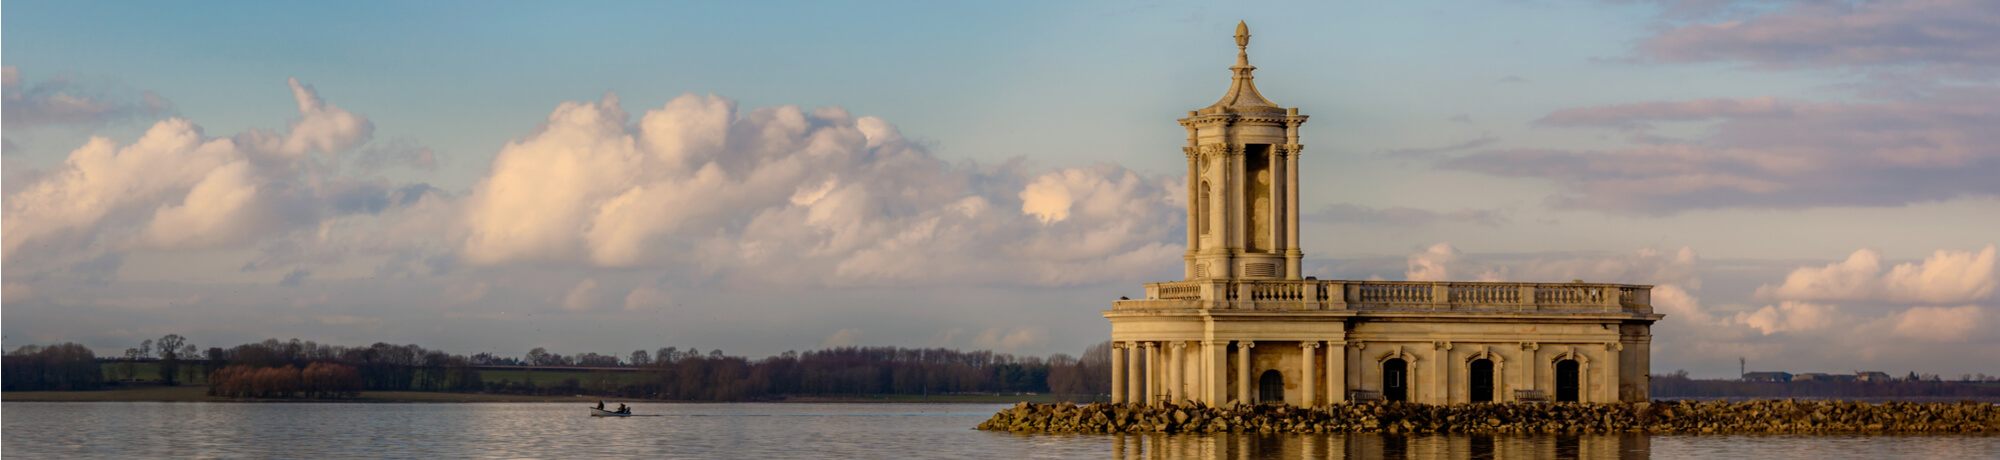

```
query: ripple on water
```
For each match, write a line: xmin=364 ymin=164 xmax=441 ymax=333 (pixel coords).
xmin=4 ymin=402 xmax=1995 ymax=459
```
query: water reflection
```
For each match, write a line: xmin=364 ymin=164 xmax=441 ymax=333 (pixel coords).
xmin=1105 ymin=432 xmax=1652 ymax=460
xmin=4 ymin=402 xmax=1992 ymax=459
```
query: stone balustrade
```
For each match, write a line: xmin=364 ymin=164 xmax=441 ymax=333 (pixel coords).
xmin=1127 ymin=280 xmax=1652 ymax=313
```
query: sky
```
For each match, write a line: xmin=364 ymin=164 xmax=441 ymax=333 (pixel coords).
xmin=4 ymin=0 xmax=1996 ymax=379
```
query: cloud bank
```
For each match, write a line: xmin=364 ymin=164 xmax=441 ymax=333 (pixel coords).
xmin=457 ymin=93 xmax=1184 ymax=287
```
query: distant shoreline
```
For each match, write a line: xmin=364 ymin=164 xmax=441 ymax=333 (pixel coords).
xmin=1 ymin=384 xmax=1075 ymax=404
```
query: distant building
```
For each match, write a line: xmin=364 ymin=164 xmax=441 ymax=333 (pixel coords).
xmin=1105 ymin=22 xmax=1662 ymax=407
xmin=1795 ymin=373 xmax=1831 ymax=382
xmin=1855 ymin=371 xmax=1892 ymax=382
xmin=1743 ymin=372 xmax=1792 ymax=382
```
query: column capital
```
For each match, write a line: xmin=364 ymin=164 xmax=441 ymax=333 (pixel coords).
xmin=1300 ymin=341 xmax=1320 ymax=349
xmin=1520 ymin=342 xmax=1540 ymax=351
xmin=1351 ymin=341 xmax=1366 ymax=350
xmin=1140 ymin=341 xmax=1155 ymax=349
xmin=1169 ymin=341 xmax=1187 ymax=349
xmin=1435 ymin=341 xmax=1453 ymax=351
xmin=1238 ymin=340 xmax=1255 ymax=349
xmin=1606 ymin=342 xmax=1623 ymax=351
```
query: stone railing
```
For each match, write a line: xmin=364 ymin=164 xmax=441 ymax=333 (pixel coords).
xmin=1127 ymin=280 xmax=1652 ymax=314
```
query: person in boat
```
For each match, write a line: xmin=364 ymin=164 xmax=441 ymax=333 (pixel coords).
xmin=596 ymin=400 xmax=605 ymax=410
xmin=617 ymin=403 xmax=629 ymax=414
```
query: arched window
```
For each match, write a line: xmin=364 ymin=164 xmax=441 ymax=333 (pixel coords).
xmin=1198 ymin=181 xmax=1211 ymax=236
xmin=1470 ymin=359 xmax=1494 ymax=403
xmin=1556 ymin=359 xmax=1581 ymax=402
xmin=1383 ymin=358 xmax=1408 ymax=401
xmin=1258 ymin=370 xmax=1284 ymax=404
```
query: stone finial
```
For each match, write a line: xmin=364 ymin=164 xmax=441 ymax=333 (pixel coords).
xmin=1234 ymin=21 xmax=1250 ymax=49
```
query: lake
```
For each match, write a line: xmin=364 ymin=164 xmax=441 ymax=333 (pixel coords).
xmin=5 ymin=402 xmax=1995 ymax=458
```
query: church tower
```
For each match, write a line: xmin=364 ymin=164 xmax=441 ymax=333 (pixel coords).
xmin=1112 ymin=22 xmax=1657 ymax=408
xmin=1181 ymin=21 xmax=1309 ymax=281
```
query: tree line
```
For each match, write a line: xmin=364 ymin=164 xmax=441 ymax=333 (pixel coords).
xmin=4 ymin=337 xmax=1115 ymax=401
xmin=1651 ymin=370 xmax=2000 ymax=398
xmin=3 ymin=343 xmax=105 ymax=391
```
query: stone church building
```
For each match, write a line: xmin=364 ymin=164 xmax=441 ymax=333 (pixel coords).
xmin=1106 ymin=23 xmax=1663 ymax=406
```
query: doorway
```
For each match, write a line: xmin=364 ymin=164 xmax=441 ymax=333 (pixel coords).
xmin=1258 ymin=370 xmax=1284 ymax=404
xmin=1470 ymin=359 xmax=1494 ymax=403
xmin=1556 ymin=359 xmax=1580 ymax=402
xmin=1383 ymin=358 xmax=1407 ymax=401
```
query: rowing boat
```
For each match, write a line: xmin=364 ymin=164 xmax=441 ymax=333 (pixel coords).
xmin=590 ymin=407 xmax=634 ymax=417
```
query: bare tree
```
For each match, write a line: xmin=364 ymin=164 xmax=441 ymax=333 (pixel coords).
xmin=156 ymin=334 xmax=187 ymax=385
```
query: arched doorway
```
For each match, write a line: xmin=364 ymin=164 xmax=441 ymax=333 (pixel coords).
xmin=1382 ymin=358 xmax=1408 ymax=401
xmin=1470 ymin=359 xmax=1495 ymax=403
xmin=1258 ymin=370 xmax=1284 ymax=404
xmin=1555 ymin=359 xmax=1580 ymax=402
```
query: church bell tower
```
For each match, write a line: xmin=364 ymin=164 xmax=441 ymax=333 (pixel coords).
xmin=1181 ymin=21 xmax=1308 ymax=281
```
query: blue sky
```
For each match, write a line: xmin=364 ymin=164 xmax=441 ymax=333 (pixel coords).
xmin=5 ymin=0 xmax=1997 ymax=378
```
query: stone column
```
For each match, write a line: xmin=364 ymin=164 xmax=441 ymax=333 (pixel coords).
xmin=1127 ymin=342 xmax=1143 ymax=405
xmin=1142 ymin=342 xmax=1157 ymax=406
xmin=1520 ymin=342 xmax=1539 ymax=396
xmin=1300 ymin=341 xmax=1318 ymax=407
xmin=1205 ymin=340 xmax=1227 ymax=404
xmin=1170 ymin=342 xmax=1187 ymax=403
xmin=1604 ymin=342 xmax=1622 ymax=402
xmin=1432 ymin=342 xmax=1452 ymax=404
xmin=1230 ymin=144 xmax=1245 ymax=253
xmin=1236 ymin=341 xmax=1255 ymax=404
xmin=1185 ymin=150 xmax=1198 ymax=277
xmin=1267 ymin=147 xmax=1282 ymax=258
xmin=1111 ymin=342 xmax=1126 ymax=404
xmin=1284 ymin=141 xmax=1302 ymax=280
xmin=1328 ymin=341 xmax=1346 ymax=403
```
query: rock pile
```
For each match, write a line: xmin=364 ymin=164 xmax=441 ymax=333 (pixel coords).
xmin=976 ymin=400 xmax=2000 ymax=434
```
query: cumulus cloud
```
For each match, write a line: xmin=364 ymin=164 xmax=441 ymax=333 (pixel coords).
xmin=3 ymin=79 xmax=396 ymax=265
xmin=1307 ymin=203 xmax=1509 ymax=227
xmin=973 ymin=327 xmax=1047 ymax=350
xmin=560 ymin=279 xmax=601 ymax=312
xmin=235 ymin=78 xmax=374 ymax=158
xmin=1733 ymin=301 xmax=1839 ymax=335
xmin=1755 ymin=246 xmax=1997 ymax=304
xmin=622 ymin=286 xmax=668 ymax=312
xmin=1442 ymin=89 xmax=2000 ymax=213
xmin=1400 ymin=243 xmax=1701 ymax=287
xmin=1 ymin=66 xmax=172 ymax=128
xmin=459 ymin=93 xmax=1183 ymax=287
xmin=1887 ymin=305 xmax=1989 ymax=342
xmin=822 ymin=328 xmax=864 ymax=348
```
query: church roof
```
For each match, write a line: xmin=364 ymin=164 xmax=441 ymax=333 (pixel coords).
xmin=1199 ymin=21 xmax=1285 ymax=116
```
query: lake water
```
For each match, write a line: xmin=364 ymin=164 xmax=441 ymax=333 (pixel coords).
xmin=5 ymin=402 xmax=1996 ymax=459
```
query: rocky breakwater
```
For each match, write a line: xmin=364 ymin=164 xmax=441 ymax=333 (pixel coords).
xmin=977 ymin=400 xmax=2000 ymax=434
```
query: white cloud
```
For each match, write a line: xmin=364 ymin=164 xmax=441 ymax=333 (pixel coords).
xmin=1756 ymin=246 xmax=1997 ymax=304
xmin=1733 ymin=301 xmax=1839 ymax=335
xmin=458 ymin=93 xmax=1183 ymax=287
xmin=1403 ymin=243 xmax=1697 ymax=287
xmin=560 ymin=279 xmax=601 ymax=312
xmin=3 ymin=78 xmax=386 ymax=265
xmin=622 ymin=286 xmax=668 ymax=312
xmin=1887 ymin=305 xmax=1989 ymax=342
xmin=822 ymin=328 xmax=863 ymax=348
xmin=973 ymin=326 xmax=1047 ymax=350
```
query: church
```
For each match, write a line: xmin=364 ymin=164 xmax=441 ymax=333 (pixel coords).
xmin=1105 ymin=22 xmax=1663 ymax=406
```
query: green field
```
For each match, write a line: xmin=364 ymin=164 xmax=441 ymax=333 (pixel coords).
xmin=100 ymin=362 xmax=207 ymax=384
xmin=476 ymin=369 xmax=643 ymax=386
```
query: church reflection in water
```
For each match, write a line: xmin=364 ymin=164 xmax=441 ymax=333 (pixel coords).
xmin=1105 ymin=432 xmax=1650 ymax=460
